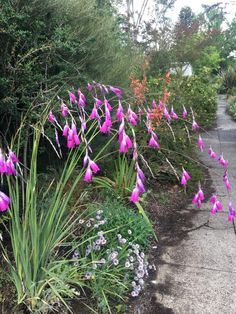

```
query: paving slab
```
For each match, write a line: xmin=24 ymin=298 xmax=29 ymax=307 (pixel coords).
xmin=155 ymin=265 xmax=236 ymax=314
xmin=155 ymin=95 xmax=236 ymax=314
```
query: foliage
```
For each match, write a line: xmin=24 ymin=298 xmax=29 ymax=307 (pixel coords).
xmin=193 ymin=45 xmax=222 ymax=75
xmin=168 ymin=73 xmax=218 ymax=128
xmin=1 ymin=116 xmax=115 ymax=312
xmin=73 ymin=199 xmax=153 ymax=313
xmin=144 ymin=3 xmax=236 ymax=78
xmin=221 ymin=65 xmax=236 ymax=94
xmin=226 ymin=96 xmax=236 ymax=120
xmin=2 ymin=127 xmax=85 ymax=312
xmin=93 ymin=154 xmax=137 ymax=200
xmin=0 ymin=0 xmax=142 ymax=140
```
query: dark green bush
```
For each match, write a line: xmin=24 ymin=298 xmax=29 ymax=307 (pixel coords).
xmin=221 ymin=66 xmax=236 ymax=94
xmin=226 ymin=96 xmax=236 ymax=119
xmin=0 ymin=0 xmax=142 ymax=140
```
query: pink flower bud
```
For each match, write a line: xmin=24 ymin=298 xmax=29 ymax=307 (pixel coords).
xmin=87 ymin=83 xmax=93 ymax=92
xmin=182 ymin=106 xmax=187 ymax=119
xmin=198 ymin=188 xmax=204 ymax=201
xmin=48 ymin=111 xmax=55 ymax=123
xmin=69 ymin=92 xmax=77 ymax=103
xmin=149 ymin=135 xmax=160 ymax=149
xmin=170 ymin=107 xmax=178 ymax=120
xmin=110 ymin=86 xmax=122 ymax=97
xmin=210 ymin=194 xmax=217 ymax=204
xmin=164 ymin=108 xmax=171 ymax=122
xmin=84 ymin=167 xmax=93 ymax=182
xmin=61 ymin=104 xmax=68 ymax=117
xmin=197 ymin=135 xmax=205 ymax=152
xmin=62 ymin=124 xmax=70 ymax=137
xmin=216 ymin=201 xmax=222 ymax=211
xmin=130 ymin=187 xmax=139 ymax=203
xmin=9 ymin=151 xmax=18 ymax=163
xmin=116 ymin=101 xmax=123 ymax=122
xmin=0 ymin=191 xmax=10 ymax=212
xmin=211 ymin=203 xmax=217 ymax=215
xmin=89 ymin=160 xmax=100 ymax=174
xmin=192 ymin=119 xmax=199 ymax=130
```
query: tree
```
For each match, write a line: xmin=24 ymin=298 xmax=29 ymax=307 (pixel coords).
xmin=0 ymin=0 xmax=142 ymax=140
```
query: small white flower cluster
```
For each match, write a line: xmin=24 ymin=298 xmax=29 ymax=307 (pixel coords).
xmin=76 ymin=210 xmax=156 ymax=297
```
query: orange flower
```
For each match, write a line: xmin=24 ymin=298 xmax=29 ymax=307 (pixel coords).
xmin=130 ymin=76 xmax=148 ymax=105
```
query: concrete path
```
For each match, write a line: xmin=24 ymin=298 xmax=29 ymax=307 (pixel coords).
xmin=155 ymin=95 xmax=236 ymax=314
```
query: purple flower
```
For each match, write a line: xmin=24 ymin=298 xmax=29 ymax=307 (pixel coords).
xmin=127 ymin=106 xmax=138 ymax=126
xmin=84 ymin=167 xmax=93 ymax=182
xmin=208 ymin=146 xmax=217 ymax=159
xmin=170 ymin=107 xmax=178 ymax=120
xmin=62 ymin=123 xmax=69 ymax=137
xmin=216 ymin=200 xmax=222 ymax=211
xmin=210 ymin=194 xmax=217 ymax=205
xmin=100 ymin=120 xmax=111 ymax=134
xmin=197 ymin=135 xmax=205 ymax=152
xmin=0 ymin=150 xmax=6 ymax=174
xmin=61 ymin=103 xmax=69 ymax=117
xmin=223 ymin=172 xmax=231 ymax=190
xmin=119 ymin=132 xmax=133 ymax=153
xmin=228 ymin=202 xmax=236 ymax=222
xmin=0 ymin=191 xmax=10 ymax=212
xmin=211 ymin=202 xmax=217 ymax=215
xmin=182 ymin=106 xmax=187 ymax=119
xmin=89 ymin=160 xmax=100 ymax=174
xmin=136 ymin=177 xmax=145 ymax=193
xmin=90 ymin=106 xmax=100 ymax=120
xmin=48 ymin=111 xmax=55 ymax=123
xmin=116 ymin=101 xmax=123 ymax=122
xmin=192 ymin=119 xmax=199 ymax=130
xmin=130 ymin=187 xmax=139 ymax=203
xmin=9 ymin=151 xmax=18 ymax=163
xmin=136 ymin=164 xmax=145 ymax=181
xmin=73 ymin=123 xmax=80 ymax=142
xmin=104 ymin=99 xmax=112 ymax=111
xmin=87 ymin=83 xmax=93 ymax=92
xmin=6 ymin=158 xmax=16 ymax=175
xmin=110 ymin=86 xmax=122 ymax=97
xmin=149 ymin=133 xmax=160 ymax=149
xmin=69 ymin=92 xmax=77 ymax=104
xmin=198 ymin=188 xmax=204 ymax=201
xmin=181 ymin=169 xmax=191 ymax=186
xmin=78 ymin=89 xmax=86 ymax=107
xmin=192 ymin=187 xmax=204 ymax=208
xmin=219 ymin=154 xmax=229 ymax=168
xmin=164 ymin=107 xmax=171 ymax=122
xmin=94 ymin=97 xmax=103 ymax=107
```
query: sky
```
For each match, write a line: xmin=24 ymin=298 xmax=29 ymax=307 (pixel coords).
xmin=169 ymin=0 xmax=236 ymax=22
xmin=132 ymin=0 xmax=236 ymax=23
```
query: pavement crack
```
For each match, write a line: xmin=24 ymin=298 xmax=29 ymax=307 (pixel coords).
xmin=184 ymin=220 xmax=210 ymax=233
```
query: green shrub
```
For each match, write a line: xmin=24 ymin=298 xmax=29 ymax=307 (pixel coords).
xmin=0 ymin=0 xmax=142 ymax=139
xmin=226 ymin=96 xmax=236 ymax=120
xmin=147 ymin=72 xmax=218 ymax=129
xmin=221 ymin=65 xmax=236 ymax=94
xmin=73 ymin=200 xmax=154 ymax=313
xmin=168 ymin=74 xmax=218 ymax=128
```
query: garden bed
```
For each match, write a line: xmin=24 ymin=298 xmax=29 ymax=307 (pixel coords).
xmin=0 ymin=168 xmax=212 ymax=314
